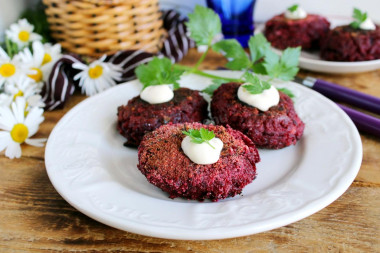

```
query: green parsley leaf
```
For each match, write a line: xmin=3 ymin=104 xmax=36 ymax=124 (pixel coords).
xmin=263 ymin=47 xmax=301 ymax=81
xmin=135 ymin=57 xmax=184 ymax=90
xmin=212 ymin=39 xmax=251 ymax=70
xmin=350 ymin=8 xmax=368 ymax=29
xmin=186 ymin=5 xmax=222 ymax=46
xmin=202 ymin=79 xmax=227 ymax=96
xmin=277 ymin=88 xmax=295 ymax=98
xmin=242 ymin=72 xmax=271 ymax=94
xmin=200 ymin=128 xmax=215 ymax=142
xmin=248 ymin=33 xmax=272 ymax=64
xmin=287 ymin=4 xmax=299 ymax=12
xmin=182 ymin=128 xmax=216 ymax=149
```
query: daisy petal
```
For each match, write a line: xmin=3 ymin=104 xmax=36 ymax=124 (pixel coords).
xmin=0 ymin=106 xmax=17 ymax=130
xmin=5 ymin=141 xmax=22 ymax=159
xmin=25 ymin=107 xmax=44 ymax=136
xmin=25 ymin=138 xmax=46 ymax=147
xmin=0 ymin=131 xmax=11 ymax=152
xmin=32 ymin=41 xmax=45 ymax=65
xmin=72 ymin=62 xmax=87 ymax=71
xmin=12 ymin=97 xmax=26 ymax=123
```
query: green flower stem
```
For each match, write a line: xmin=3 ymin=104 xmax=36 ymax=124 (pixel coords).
xmin=5 ymin=39 xmax=13 ymax=58
xmin=173 ymin=64 xmax=241 ymax=82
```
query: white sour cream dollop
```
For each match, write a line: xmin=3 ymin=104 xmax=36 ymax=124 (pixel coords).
xmin=181 ymin=136 xmax=223 ymax=165
xmin=140 ymin=84 xmax=174 ymax=104
xmin=359 ymin=17 xmax=376 ymax=30
xmin=285 ymin=6 xmax=307 ymax=20
xmin=237 ymin=84 xmax=280 ymax=111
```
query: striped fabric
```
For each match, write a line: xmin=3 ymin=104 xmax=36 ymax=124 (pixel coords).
xmin=42 ymin=10 xmax=195 ymax=110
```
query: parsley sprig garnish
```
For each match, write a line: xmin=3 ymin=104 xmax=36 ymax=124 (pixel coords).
xmin=212 ymin=34 xmax=301 ymax=81
xmin=350 ymin=8 xmax=368 ymax=29
xmin=182 ymin=128 xmax=216 ymax=149
xmin=287 ymin=4 xmax=299 ymax=12
xmin=134 ymin=5 xmax=300 ymax=98
xmin=135 ymin=57 xmax=184 ymax=90
xmin=242 ymin=72 xmax=271 ymax=94
xmin=186 ymin=5 xmax=221 ymax=47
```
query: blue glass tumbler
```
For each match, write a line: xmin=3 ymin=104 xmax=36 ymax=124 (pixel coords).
xmin=206 ymin=0 xmax=255 ymax=48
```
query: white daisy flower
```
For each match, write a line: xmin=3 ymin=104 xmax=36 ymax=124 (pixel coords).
xmin=0 ymin=97 xmax=46 ymax=159
xmin=0 ymin=47 xmax=27 ymax=88
xmin=15 ymin=41 xmax=51 ymax=89
xmin=4 ymin=76 xmax=45 ymax=109
xmin=5 ymin=19 xmax=42 ymax=48
xmin=72 ymin=55 xmax=123 ymax=96
xmin=41 ymin=43 xmax=62 ymax=69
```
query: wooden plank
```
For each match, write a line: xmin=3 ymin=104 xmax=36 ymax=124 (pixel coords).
xmin=0 ymin=158 xmax=379 ymax=252
xmin=0 ymin=48 xmax=379 ymax=252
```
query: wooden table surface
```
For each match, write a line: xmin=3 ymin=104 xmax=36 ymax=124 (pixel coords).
xmin=1 ymin=49 xmax=379 ymax=252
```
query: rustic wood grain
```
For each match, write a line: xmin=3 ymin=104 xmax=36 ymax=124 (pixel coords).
xmin=0 ymin=48 xmax=379 ymax=252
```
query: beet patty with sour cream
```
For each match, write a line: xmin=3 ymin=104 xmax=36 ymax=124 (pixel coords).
xmin=117 ymin=88 xmax=208 ymax=147
xmin=137 ymin=122 xmax=260 ymax=201
xmin=211 ymin=82 xmax=304 ymax=149
xmin=320 ymin=25 xmax=380 ymax=61
xmin=264 ymin=14 xmax=330 ymax=50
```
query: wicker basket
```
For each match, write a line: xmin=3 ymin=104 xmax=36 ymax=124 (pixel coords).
xmin=42 ymin=0 xmax=165 ymax=57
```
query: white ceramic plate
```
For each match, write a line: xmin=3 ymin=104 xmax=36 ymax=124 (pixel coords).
xmin=45 ymin=71 xmax=362 ymax=240
xmin=256 ymin=16 xmax=380 ymax=74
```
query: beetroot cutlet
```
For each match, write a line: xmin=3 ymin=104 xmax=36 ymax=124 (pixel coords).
xmin=264 ymin=14 xmax=330 ymax=50
xmin=211 ymin=82 xmax=304 ymax=149
xmin=320 ymin=25 xmax=380 ymax=61
xmin=137 ymin=122 xmax=260 ymax=201
xmin=117 ymin=88 xmax=208 ymax=147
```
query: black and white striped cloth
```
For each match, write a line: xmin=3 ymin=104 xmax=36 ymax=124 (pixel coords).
xmin=42 ymin=10 xmax=195 ymax=110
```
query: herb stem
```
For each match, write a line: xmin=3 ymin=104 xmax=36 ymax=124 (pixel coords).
xmin=173 ymin=64 xmax=241 ymax=82
xmin=193 ymin=46 xmax=210 ymax=71
xmin=206 ymin=141 xmax=215 ymax=149
xmin=193 ymin=69 xmax=241 ymax=82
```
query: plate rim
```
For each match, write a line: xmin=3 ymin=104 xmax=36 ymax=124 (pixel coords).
xmin=45 ymin=71 xmax=363 ymax=240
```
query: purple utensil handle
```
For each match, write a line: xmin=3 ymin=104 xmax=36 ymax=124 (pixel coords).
xmin=313 ymin=79 xmax=380 ymax=115
xmin=338 ymin=104 xmax=380 ymax=138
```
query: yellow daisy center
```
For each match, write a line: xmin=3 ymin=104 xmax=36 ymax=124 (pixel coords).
xmin=18 ymin=30 xmax=30 ymax=42
xmin=10 ymin=123 xmax=29 ymax=143
xmin=0 ymin=63 xmax=16 ymax=77
xmin=13 ymin=90 xmax=24 ymax=100
xmin=42 ymin=53 xmax=52 ymax=65
xmin=88 ymin=65 xmax=103 ymax=79
xmin=28 ymin=68 xmax=43 ymax=82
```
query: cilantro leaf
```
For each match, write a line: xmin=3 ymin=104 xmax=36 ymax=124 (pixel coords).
xmin=182 ymin=128 xmax=216 ymax=149
xmin=186 ymin=5 xmax=222 ymax=46
xmin=263 ymin=47 xmax=301 ymax=81
xmin=135 ymin=57 xmax=184 ymax=90
xmin=248 ymin=33 xmax=271 ymax=63
xmin=350 ymin=8 xmax=368 ymax=29
xmin=242 ymin=72 xmax=271 ymax=94
xmin=287 ymin=4 xmax=299 ymax=12
xmin=212 ymin=39 xmax=251 ymax=70
xmin=277 ymin=88 xmax=295 ymax=98
xmin=202 ymin=79 xmax=227 ymax=96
